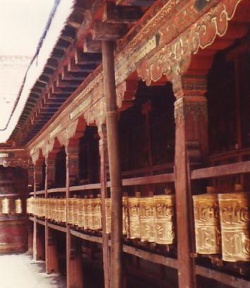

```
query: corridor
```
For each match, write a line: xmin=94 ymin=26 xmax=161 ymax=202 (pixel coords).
xmin=0 ymin=253 xmax=65 ymax=288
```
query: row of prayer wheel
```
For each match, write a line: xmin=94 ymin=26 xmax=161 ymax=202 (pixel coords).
xmin=27 ymin=195 xmax=175 ymax=245
xmin=0 ymin=197 xmax=22 ymax=215
xmin=193 ymin=192 xmax=250 ymax=262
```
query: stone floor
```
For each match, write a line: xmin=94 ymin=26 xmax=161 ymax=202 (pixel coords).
xmin=0 ymin=253 xmax=66 ymax=288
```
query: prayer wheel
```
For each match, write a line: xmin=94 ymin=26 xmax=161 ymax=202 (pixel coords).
xmin=154 ymin=195 xmax=175 ymax=245
xmin=92 ymin=197 xmax=101 ymax=230
xmin=218 ymin=192 xmax=250 ymax=262
xmin=193 ymin=194 xmax=220 ymax=254
xmin=105 ymin=198 xmax=111 ymax=234
xmin=139 ymin=197 xmax=155 ymax=242
xmin=0 ymin=166 xmax=28 ymax=254
xmin=127 ymin=197 xmax=140 ymax=239
xmin=122 ymin=196 xmax=128 ymax=236
xmin=77 ymin=198 xmax=85 ymax=228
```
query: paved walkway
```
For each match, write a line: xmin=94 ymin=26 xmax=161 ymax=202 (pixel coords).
xmin=0 ymin=253 xmax=65 ymax=288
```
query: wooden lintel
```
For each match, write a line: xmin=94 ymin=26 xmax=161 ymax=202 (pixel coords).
xmin=83 ymin=36 xmax=102 ymax=53
xmin=116 ymin=0 xmax=155 ymax=7
xmin=103 ymin=2 xmax=143 ymax=23
xmin=92 ymin=21 xmax=127 ymax=40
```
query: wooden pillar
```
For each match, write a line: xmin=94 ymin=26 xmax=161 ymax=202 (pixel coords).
xmin=45 ymin=228 xmax=59 ymax=273
xmin=98 ymin=123 xmax=110 ymax=288
xmin=102 ymin=41 xmax=123 ymax=288
xmin=67 ymin=139 xmax=80 ymax=186
xmin=27 ymin=222 xmax=33 ymax=254
xmin=33 ymin=161 xmax=44 ymax=261
xmin=66 ymin=139 xmax=83 ymax=288
xmin=45 ymin=152 xmax=59 ymax=273
xmin=173 ymin=75 xmax=208 ymax=288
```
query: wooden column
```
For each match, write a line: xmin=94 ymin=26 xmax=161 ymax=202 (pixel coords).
xmin=102 ymin=41 xmax=123 ymax=288
xmin=173 ymin=75 xmax=208 ymax=288
xmin=67 ymin=139 xmax=80 ymax=186
xmin=45 ymin=153 xmax=59 ymax=274
xmin=45 ymin=229 xmax=59 ymax=273
xmin=66 ymin=140 xmax=83 ymax=288
xmin=98 ymin=123 xmax=110 ymax=288
xmin=33 ymin=161 xmax=44 ymax=261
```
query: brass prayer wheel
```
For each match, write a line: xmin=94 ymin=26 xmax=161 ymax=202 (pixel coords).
xmin=92 ymin=197 xmax=101 ymax=230
xmin=154 ymin=195 xmax=175 ymax=245
xmin=85 ymin=198 xmax=93 ymax=230
xmin=2 ymin=197 xmax=10 ymax=214
xmin=139 ymin=197 xmax=155 ymax=242
xmin=219 ymin=192 xmax=250 ymax=262
xmin=122 ymin=196 xmax=128 ymax=236
xmin=193 ymin=194 xmax=220 ymax=254
xmin=15 ymin=198 xmax=22 ymax=214
xmin=105 ymin=198 xmax=111 ymax=234
xmin=128 ymin=197 xmax=140 ymax=239
xmin=77 ymin=198 xmax=85 ymax=228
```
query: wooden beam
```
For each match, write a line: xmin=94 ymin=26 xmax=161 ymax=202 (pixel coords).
xmin=196 ymin=265 xmax=250 ymax=288
xmin=92 ymin=21 xmax=127 ymax=40
xmin=103 ymin=2 xmax=143 ymax=23
xmin=116 ymin=0 xmax=154 ymax=7
xmin=83 ymin=36 xmax=102 ymax=53
xmin=191 ymin=161 xmax=250 ymax=180
xmin=123 ymin=245 xmax=178 ymax=269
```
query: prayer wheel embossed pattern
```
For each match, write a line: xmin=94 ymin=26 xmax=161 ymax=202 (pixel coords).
xmin=219 ymin=192 xmax=250 ymax=262
xmin=139 ymin=197 xmax=155 ymax=242
xmin=154 ymin=195 xmax=175 ymax=245
xmin=193 ymin=194 xmax=221 ymax=254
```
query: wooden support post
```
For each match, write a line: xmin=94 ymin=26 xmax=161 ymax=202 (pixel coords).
xmin=173 ymin=75 xmax=208 ymax=288
xmin=33 ymin=162 xmax=43 ymax=261
xmin=98 ymin=123 xmax=110 ymax=288
xmin=45 ymin=228 xmax=59 ymax=274
xmin=102 ymin=41 xmax=123 ymax=288
xmin=67 ymin=139 xmax=80 ymax=186
xmin=27 ymin=222 xmax=33 ymax=254
xmin=45 ymin=153 xmax=58 ymax=273
xmin=66 ymin=142 xmax=83 ymax=288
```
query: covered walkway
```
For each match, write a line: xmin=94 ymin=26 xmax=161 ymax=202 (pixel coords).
xmin=0 ymin=253 xmax=65 ymax=288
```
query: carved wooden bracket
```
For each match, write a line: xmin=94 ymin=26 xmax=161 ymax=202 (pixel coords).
xmin=137 ymin=0 xmax=243 ymax=88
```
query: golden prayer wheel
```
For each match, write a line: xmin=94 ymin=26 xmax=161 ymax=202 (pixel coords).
xmin=122 ymin=196 xmax=128 ymax=236
xmin=77 ymin=198 xmax=85 ymax=228
xmin=154 ymin=195 xmax=175 ymax=245
xmin=105 ymin=198 xmax=111 ymax=234
xmin=92 ymin=198 xmax=101 ymax=230
xmin=2 ymin=197 xmax=10 ymax=214
xmin=128 ymin=197 xmax=140 ymax=239
xmin=85 ymin=198 xmax=93 ymax=230
xmin=15 ymin=198 xmax=22 ymax=214
xmin=72 ymin=198 xmax=79 ymax=226
xmin=218 ymin=192 xmax=250 ymax=262
xmin=67 ymin=198 xmax=74 ymax=225
xmin=139 ymin=197 xmax=155 ymax=242
xmin=193 ymin=194 xmax=220 ymax=254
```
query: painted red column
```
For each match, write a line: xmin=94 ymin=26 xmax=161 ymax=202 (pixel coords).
xmin=173 ymin=75 xmax=208 ymax=288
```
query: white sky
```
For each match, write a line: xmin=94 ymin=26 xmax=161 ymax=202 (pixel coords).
xmin=0 ymin=0 xmax=74 ymax=143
